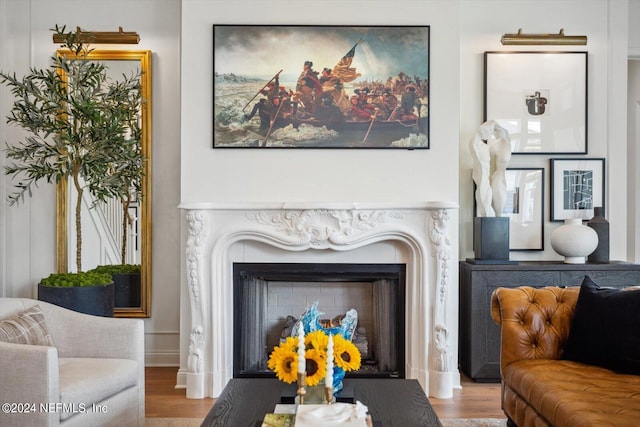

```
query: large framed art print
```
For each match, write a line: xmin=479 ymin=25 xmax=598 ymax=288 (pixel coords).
xmin=484 ymin=51 xmax=587 ymax=154
xmin=213 ymin=25 xmax=430 ymax=149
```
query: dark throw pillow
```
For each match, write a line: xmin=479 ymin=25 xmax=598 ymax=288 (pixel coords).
xmin=562 ymin=276 xmax=640 ymax=375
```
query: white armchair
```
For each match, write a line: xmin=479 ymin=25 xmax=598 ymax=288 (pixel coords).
xmin=0 ymin=298 xmax=144 ymax=427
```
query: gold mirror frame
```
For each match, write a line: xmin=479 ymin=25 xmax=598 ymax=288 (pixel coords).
xmin=56 ymin=50 xmax=152 ymax=317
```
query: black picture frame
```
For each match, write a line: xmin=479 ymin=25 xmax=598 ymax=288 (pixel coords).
xmin=484 ymin=51 xmax=588 ymax=154
xmin=213 ymin=25 xmax=430 ymax=149
xmin=504 ymin=168 xmax=544 ymax=251
xmin=550 ymin=158 xmax=605 ymax=222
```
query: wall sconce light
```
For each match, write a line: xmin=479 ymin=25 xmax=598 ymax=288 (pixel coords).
xmin=53 ymin=27 xmax=140 ymax=44
xmin=501 ymin=29 xmax=587 ymax=46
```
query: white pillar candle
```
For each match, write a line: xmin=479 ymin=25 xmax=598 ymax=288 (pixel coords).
xmin=297 ymin=322 xmax=306 ymax=374
xmin=326 ymin=334 xmax=334 ymax=388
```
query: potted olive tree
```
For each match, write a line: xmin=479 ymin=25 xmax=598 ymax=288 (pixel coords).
xmin=0 ymin=25 xmax=144 ymax=316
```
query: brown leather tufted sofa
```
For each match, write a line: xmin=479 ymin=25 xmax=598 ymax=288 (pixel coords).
xmin=491 ymin=286 xmax=640 ymax=427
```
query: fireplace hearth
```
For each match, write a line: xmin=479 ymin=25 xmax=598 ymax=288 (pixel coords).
xmin=233 ymin=262 xmax=406 ymax=379
xmin=178 ymin=202 xmax=459 ymax=399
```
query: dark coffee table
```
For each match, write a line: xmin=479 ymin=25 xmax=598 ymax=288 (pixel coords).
xmin=200 ymin=378 xmax=442 ymax=427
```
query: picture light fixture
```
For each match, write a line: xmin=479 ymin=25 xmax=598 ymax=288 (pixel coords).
xmin=53 ymin=26 xmax=140 ymax=44
xmin=501 ymin=29 xmax=587 ymax=45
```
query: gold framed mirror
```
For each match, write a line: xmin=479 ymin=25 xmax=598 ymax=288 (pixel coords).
xmin=56 ymin=50 xmax=152 ymax=317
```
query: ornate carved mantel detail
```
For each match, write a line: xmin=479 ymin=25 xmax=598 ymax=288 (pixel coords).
xmin=248 ymin=209 xmax=402 ymax=247
xmin=178 ymin=202 xmax=458 ymax=399
xmin=429 ymin=209 xmax=453 ymax=372
xmin=185 ymin=211 xmax=207 ymax=373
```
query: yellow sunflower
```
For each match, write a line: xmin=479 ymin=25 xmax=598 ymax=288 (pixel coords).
xmin=305 ymin=330 xmax=329 ymax=353
xmin=279 ymin=336 xmax=298 ymax=352
xmin=267 ymin=340 xmax=298 ymax=383
xmin=304 ymin=349 xmax=327 ymax=386
xmin=333 ymin=334 xmax=361 ymax=371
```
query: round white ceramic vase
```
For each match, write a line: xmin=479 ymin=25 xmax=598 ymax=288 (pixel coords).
xmin=550 ymin=218 xmax=599 ymax=264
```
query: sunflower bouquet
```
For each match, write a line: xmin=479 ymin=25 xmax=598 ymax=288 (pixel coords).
xmin=267 ymin=303 xmax=362 ymax=393
xmin=268 ymin=329 xmax=361 ymax=387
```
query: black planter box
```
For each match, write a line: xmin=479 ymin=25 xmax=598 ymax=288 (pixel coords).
xmin=113 ymin=273 xmax=141 ymax=307
xmin=38 ymin=282 xmax=114 ymax=317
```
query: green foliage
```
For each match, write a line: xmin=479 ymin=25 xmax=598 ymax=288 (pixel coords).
xmin=0 ymin=25 xmax=144 ymax=272
xmin=89 ymin=264 xmax=141 ymax=275
xmin=40 ymin=271 xmax=113 ymax=288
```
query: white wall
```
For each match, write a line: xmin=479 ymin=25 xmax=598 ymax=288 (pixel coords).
xmin=629 ymin=0 xmax=640 ymax=262
xmin=180 ymin=0 xmax=460 ymax=205
xmin=0 ymin=0 xmax=182 ymax=365
xmin=629 ymin=59 xmax=640 ymax=261
xmin=630 ymin=0 xmax=640 ymax=54
xmin=459 ymin=0 xmax=630 ymax=262
xmin=0 ymin=0 xmax=46 ymax=300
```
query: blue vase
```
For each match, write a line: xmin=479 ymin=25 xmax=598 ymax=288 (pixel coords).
xmin=332 ymin=367 xmax=345 ymax=395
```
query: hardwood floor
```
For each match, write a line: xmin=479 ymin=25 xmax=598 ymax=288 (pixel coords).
xmin=145 ymin=367 xmax=506 ymax=420
xmin=145 ymin=367 xmax=215 ymax=418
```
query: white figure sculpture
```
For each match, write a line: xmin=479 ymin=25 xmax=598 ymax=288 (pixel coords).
xmin=470 ymin=120 xmax=512 ymax=217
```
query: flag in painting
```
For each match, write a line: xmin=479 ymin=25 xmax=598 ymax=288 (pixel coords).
xmin=332 ymin=39 xmax=363 ymax=83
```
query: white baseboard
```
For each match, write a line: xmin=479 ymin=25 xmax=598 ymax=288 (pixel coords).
xmin=175 ymin=369 xmax=187 ymax=389
xmin=144 ymin=330 xmax=180 ymax=366
xmin=145 ymin=350 xmax=180 ymax=366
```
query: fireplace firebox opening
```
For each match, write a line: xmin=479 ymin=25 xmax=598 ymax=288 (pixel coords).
xmin=233 ymin=263 xmax=406 ymax=380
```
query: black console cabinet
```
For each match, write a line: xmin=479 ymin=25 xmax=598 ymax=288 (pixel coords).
xmin=459 ymin=260 xmax=640 ymax=382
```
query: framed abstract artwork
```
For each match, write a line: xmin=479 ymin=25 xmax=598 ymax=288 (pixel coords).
xmin=484 ymin=51 xmax=587 ymax=154
xmin=213 ymin=25 xmax=430 ymax=149
xmin=550 ymin=158 xmax=605 ymax=222
xmin=503 ymin=168 xmax=544 ymax=250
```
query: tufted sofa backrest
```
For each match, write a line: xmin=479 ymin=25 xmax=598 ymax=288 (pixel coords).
xmin=491 ymin=286 xmax=580 ymax=373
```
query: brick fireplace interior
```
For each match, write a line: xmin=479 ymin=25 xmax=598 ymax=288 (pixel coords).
xmin=233 ymin=263 xmax=406 ymax=379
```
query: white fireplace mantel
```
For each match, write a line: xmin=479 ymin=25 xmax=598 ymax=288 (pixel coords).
xmin=178 ymin=201 xmax=459 ymax=399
